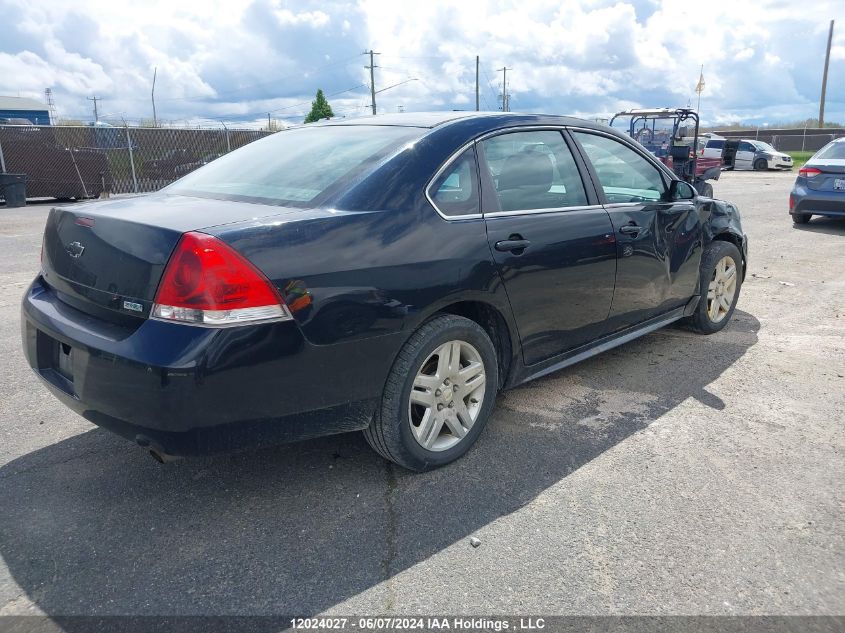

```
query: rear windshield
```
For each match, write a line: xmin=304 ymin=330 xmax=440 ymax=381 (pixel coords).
xmin=814 ymin=141 xmax=845 ymax=160
xmin=706 ymin=139 xmax=725 ymax=149
xmin=166 ymin=125 xmax=423 ymax=206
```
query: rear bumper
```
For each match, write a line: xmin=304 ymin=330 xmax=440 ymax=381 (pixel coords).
xmin=21 ymin=277 xmax=400 ymax=455
xmin=791 ymin=185 xmax=845 ymax=217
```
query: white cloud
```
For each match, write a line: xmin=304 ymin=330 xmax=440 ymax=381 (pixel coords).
xmin=0 ymin=0 xmax=842 ymax=127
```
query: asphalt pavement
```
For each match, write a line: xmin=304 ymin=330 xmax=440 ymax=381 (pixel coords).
xmin=0 ymin=170 xmax=842 ymax=617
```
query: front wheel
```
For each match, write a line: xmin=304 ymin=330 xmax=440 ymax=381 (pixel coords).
xmin=364 ymin=314 xmax=498 ymax=471
xmin=754 ymin=158 xmax=768 ymax=171
xmin=684 ymin=241 xmax=743 ymax=334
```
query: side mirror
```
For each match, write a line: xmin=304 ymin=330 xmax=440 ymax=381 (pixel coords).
xmin=667 ymin=180 xmax=697 ymax=201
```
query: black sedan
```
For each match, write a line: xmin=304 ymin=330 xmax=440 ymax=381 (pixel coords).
xmin=22 ymin=112 xmax=747 ymax=471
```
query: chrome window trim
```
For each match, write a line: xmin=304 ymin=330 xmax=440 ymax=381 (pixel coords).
xmin=484 ymin=204 xmax=605 ymax=218
xmin=602 ymin=202 xmax=647 ymax=209
xmin=425 ymin=125 xmax=588 ymax=221
xmin=425 ymin=140 xmax=482 ymax=221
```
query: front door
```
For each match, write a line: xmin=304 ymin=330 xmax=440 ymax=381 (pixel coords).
xmin=571 ymin=131 xmax=703 ymax=332
xmin=478 ymin=130 xmax=617 ymax=366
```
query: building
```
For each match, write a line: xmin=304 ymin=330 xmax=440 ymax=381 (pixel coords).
xmin=0 ymin=96 xmax=51 ymax=125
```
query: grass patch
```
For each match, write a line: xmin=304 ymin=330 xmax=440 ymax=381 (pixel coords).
xmin=786 ymin=151 xmax=813 ymax=168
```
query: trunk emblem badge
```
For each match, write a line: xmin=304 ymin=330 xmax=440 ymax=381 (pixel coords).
xmin=66 ymin=241 xmax=85 ymax=258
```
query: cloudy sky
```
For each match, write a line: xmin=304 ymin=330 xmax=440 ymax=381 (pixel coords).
xmin=1 ymin=0 xmax=843 ymax=128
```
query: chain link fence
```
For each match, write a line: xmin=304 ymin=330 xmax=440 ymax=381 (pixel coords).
xmin=769 ymin=133 xmax=845 ymax=152
xmin=710 ymin=128 xmax=845 ymax=153
xmin=0 ymin=124 xmax=271 ymax=201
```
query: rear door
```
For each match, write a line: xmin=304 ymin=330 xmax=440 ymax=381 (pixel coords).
xmin=571 ymin=130 xmax=703 ymax=331
xmin=478 ymin=129 xmax=617 ymax=365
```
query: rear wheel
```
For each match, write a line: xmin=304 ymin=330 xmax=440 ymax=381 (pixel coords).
xmin=792 ymin=213 xmax=811 ymax=224
xmin=754 ymin=158 xmax=768 ymax=171
xmin=364 ymin=314 xmax=498 ymax=471
xmin=684 ymin=241 xmax=743 ymax=334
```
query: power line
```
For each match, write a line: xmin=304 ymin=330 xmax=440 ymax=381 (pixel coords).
xmin=480 ymin=66 xmax=499 ymax=109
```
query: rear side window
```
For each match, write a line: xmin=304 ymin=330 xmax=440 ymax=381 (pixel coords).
xmin=706 ymin=139 xmax=725 ymax=149
xmin=167 ymin=125 xmax=422 ymax=206
xmin=814 ymin=141 xmax=845 ymax=160
xmin=428 ymin=148 xmax=480 ymax=217
xmin=573 ymin=132 xmax=666 ymax=203
xmin=479 ymin=130 xmax=588 ymax=212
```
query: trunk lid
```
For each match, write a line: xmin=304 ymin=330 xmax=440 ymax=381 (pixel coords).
xmin=41 ymin=193 xmax=302 ymax=323
xmin=805 ymin=160 xmax=845 ymax=191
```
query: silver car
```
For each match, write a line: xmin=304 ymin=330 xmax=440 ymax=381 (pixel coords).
xmin=703 ymin=137 xmax=793 ymax=171
xmin=790 ymin=138 xmax=845 ymax=224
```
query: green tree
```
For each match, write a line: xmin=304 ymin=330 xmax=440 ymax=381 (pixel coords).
xmin=304 ymin=89 xmax=334 ymax=123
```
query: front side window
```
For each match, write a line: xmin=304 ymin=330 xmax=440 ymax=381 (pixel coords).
xmin=738 ymin=141 xmax=756 ymax=152
xmin=479 ymin=130 xmax=588 ymax=212
xmin=428 ymin=147 xmax=480 ymax=217
xmin=573 ymin=132 xmax=666 ymax=203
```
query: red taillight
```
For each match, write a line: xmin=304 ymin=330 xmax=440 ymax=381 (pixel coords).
xmin=799 ymin=167 xmax=822 ymax=178
xmin=152 ymin=231 xmax=291 ymax=326
xmin=789 ymin=194 xmax=794 ymax=211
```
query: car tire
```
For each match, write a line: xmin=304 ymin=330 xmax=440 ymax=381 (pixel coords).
xmin=753 ymin=158 xmax=768 ymax=171
xmin=363 ymin=314 xmax=498 ymax=472
xmin=684 ymin=240 xmax=743 ymax=334
xmin=792 ymin=213 xmax=811 ymax=224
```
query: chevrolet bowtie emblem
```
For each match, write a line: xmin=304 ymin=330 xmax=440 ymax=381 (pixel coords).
xmin=66 ymin=241 xmax=85 ymax=259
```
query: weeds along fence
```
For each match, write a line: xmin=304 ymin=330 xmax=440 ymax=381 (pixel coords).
xmin=0 ymin=124 xmax=271 ymax=200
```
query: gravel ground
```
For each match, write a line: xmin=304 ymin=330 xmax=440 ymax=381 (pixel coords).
xmin=0 ymin=170 xmax=842 ymax=617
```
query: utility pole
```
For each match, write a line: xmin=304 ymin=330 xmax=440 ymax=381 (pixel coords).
xmin=44 ymin=88 xmax=56 ymax=124
xmin=268 ymin=113 xmax=271 ymax=130
xmin=87 ymin=96 xmax=101 ymax=122
xmin=819 ymin=19 xmax=834 ymax=127
xmin=475 ymin=56 xmax=480 ymax=111
xmin=497 ymin=67 xmax=512 ymax=112
xmin=151 ymin=67 xmax=157 ymax=127
xmin=365 ymin=50 xmax=380 ymax=115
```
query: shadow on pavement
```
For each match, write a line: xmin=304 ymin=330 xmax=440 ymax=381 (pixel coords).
xmin=0 ymin=311 xmax=760 ymax=618
xmin=792 ymin=216 xmax=845 ymax=236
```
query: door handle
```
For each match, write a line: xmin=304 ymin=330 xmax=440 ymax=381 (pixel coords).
xmin=495 ymin=238 xmax=531 ymax=253
xmin=619 ymin=225 xmax=642 ymax=237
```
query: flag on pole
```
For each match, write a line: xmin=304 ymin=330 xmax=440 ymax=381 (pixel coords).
xmin=695 ymin=66 xmax=705 ymax=94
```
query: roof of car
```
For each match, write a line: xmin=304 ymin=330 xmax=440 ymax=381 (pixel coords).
xmin=317 ymin=111 xmax=599 ymax=130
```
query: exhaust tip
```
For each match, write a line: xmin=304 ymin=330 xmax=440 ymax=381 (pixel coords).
xmin=136 ymin=435 xmax=182 ymax=464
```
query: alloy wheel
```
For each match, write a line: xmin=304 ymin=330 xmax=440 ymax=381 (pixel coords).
xmin=408 ymin=340 xmax=486 ymax=452
xmin=707 ymin=255 xmax=738 ymax=323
